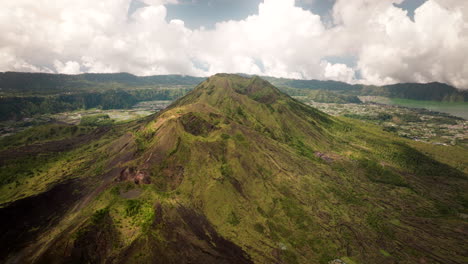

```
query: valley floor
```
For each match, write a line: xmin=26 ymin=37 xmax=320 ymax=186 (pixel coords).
xmin=2 ymin=97 xmax=466 ymax=149
xmin=296 ymin=98 xmax=467 ymax=147
xmin=0 ymin=100 xmax=172 ymax=138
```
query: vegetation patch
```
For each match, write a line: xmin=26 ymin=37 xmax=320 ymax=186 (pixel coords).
xmin=291 ymin=138 xmax=315 ymax=159
xmin=253 ymin=223 xmax=265 ymax=233
xmin=227 ymin=211 xmax=240 ymax=226
xmin=180 ymin=113 xmax=216 ymax=136
xmin=123 ymin=199 xmax=155 ymax=230
xmin=80 ymin=114 xmax=114 ymax=126
xmin=359 ymin=158 xmax=410 ymax=188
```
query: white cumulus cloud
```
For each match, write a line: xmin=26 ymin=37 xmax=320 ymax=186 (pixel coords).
xmin=0 ymin=0 xmax=467 ymax=88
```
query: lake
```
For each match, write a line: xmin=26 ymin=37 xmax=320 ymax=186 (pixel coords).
xmin=388 ymin=99 xmax=468 ymax=120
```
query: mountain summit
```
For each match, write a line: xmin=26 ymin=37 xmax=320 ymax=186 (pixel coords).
xmin=0 ymin=74 xmax=467 ymax=264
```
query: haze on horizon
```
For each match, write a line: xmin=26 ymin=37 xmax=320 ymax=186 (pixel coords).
xmin=2 ymin=0 xmax=468 ymax=89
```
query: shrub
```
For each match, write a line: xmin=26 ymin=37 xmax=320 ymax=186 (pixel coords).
xmin=125 ymin=199 xmax=142 ymax=217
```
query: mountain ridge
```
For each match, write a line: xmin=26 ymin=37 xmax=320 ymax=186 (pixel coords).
xmin=0 ymin=74 xmax=467 ymax=264
xmin=1 ymin=71 xmax=466 ymax=99
xmin=1 ymin=71 xmax=466 ymax=122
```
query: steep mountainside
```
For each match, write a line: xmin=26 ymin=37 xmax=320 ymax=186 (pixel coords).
xmin=0 ymin=74 xmax=466 ymax=264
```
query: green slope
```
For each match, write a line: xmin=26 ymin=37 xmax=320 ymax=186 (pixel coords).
xmin=0 ymin=74 xmax=466 ymax=264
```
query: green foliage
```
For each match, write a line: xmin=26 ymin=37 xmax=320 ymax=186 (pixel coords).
xmin=380 ymin=249 xmax=391 ymax=257
xmin=290 ymin=138 xmax=314 ymax=159
xmin=377 ymin=113 xmax=392 ymax=121
xmin=280 ymin=198 xmax=310 ymax=228
xmin=257 ymin=206 xmax=267 ymax=217
xmin=123 ymin=199 xmax=155 ymax=230
xmin=344 ymin=113 xmax=393 ymax=122
xmin=180 ymin=113 xmax=215 ymax=137
xmin=253 ymin=223 xmax=265 ymax=233
xmin=281 ymin=249 xmax=299 ymax=264
xmin=0 ymin=156 xmax=50 ymax=185
xmin=80 ymin=114 xmax=114 ymax=126
xmin=328 ymin=187 xmax=363 ymax=205
xmin=236 ymin=106 xmax=246 ymax=118
xmin=0 ymin=90 xmax=144 ymax=121
xmin=227 ymin=211 xmax=240 ymax=226
xmin=233 ymin=133 xmax=246 ymax=142
xmin=91 ymin=208 xmax=109 ymax=224
xmin=0 ymin=124 xmax=93 ymax=150
xmin=220 ymin=164 xmax=233 ymax=178
xmin=387 ymin=143 xmax=465 ymax=179
xmin=319 ymin=253 xmax=336 ymax=264
xmin=434 ymin=201 xmax=457 ymax=216
xmin=366 ymin=211 xmax=394 ymax=238
xmin=358 ymin=158 xmax=410 ymax=188
xmin=396 ymin=113 xmax=421 ymax=122
xmin=307 ymin=90 xmax=362 ymax=104
xmin=383 ymin=126 xmax=397 ymax=133
xmin=125 ymin=200 xmax=143 ymax=217
xmin=110 ymin=186 xmax=120 ymax=196
xmin=134 ymin=131 xmax=152 ymax=152
xmin=267 ymin=220 xmax=291 ymax=239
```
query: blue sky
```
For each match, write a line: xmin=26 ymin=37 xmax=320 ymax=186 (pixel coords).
xmin=395 ymin=0 xmax=428 ymax=20
xmin=130 ymin=0 xmax=427 ymax=29
xmin=164 ymin=0 xmax=337 ymax=29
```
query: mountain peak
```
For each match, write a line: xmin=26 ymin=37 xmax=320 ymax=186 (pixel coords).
xmin=3 ymin=73 xmax=467 ymax=264
xmin=176 ymin=74 xmax=283 ymax=108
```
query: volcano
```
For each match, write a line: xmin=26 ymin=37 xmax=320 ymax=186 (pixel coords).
xmin=0 ymin=74 xmax=466 ymax=264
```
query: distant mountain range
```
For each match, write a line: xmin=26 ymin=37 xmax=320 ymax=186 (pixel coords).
xmin=0 ymin=72 xmax=205 ymax=95
xmin=0 ymin=72 xmax=466 ymax=121
xmin=263 ymin=76 xmax=468 ymax=102
xmin=1 ymin=71 xmax=466 ymax=102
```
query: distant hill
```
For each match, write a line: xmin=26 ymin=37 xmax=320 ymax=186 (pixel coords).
xmin=369 ymin=82 xmax=468 ymax=102
xmin=0 ymin=72 xmax=202 ymax=121
xmin=264 ymin=76 xmax=468 ymax=103
xmin=1 ymin=74 xmax=466 ymax=263
xmin=0 ymin=72 xmax=466 ymax=121
xmin=1 ymin=72 xmax=466 ymax=101
xmin=307 ymin=90 xmax=362 ymax=104
xmin=263 ymin=76 xmax=357 ymax=91
xmin=0 ymin=72 xmax=205 ymax=95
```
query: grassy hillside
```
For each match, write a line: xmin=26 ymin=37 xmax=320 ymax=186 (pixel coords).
xmin=0 ymin=74 xmax=466 ymax=264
